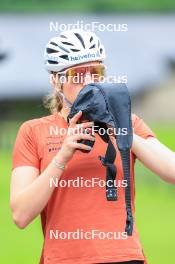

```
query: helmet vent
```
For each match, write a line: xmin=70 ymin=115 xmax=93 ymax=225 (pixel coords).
xmin=46 ymin=48 xmax=59 ymax=54
xmin=60 ymin=34 xmax=67 ymax=38
xmin=89 ymin=44 xmax=95 ymax=49
xmin=71 ymin=48 xmax=80 ymax=52
xmin=59 ymin=55 xmax=69 ymax=60
xmin=48 ymin=60 xmax=58 ymax=64
xmin=90 ymin=36 xmax=93 ymax=42
xmin=61 ymin=41 xmax=74 ymax=46
xmin=50 ymin=42 xmax=58 ymax=47
xmin=100 ymin=48 xmax=103 ymax=54
xmin=74 ymin=33 xmax=85 ymax=49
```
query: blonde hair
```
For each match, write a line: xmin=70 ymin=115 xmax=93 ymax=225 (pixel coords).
xmin=43 ymin=74 xmax=63 ymax=114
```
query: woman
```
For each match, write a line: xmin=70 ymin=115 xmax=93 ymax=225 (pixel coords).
xmin=10 ymin=30 xmax=175 ymax=264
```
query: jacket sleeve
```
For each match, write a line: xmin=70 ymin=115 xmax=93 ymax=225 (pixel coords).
xmin=12 ymin=121 xmax=40 ymax=171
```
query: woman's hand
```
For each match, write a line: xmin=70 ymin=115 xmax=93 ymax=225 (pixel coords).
xmin=57 ymin=111 xmax=95 ymax=164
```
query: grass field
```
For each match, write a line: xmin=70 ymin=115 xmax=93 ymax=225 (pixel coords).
xmin=0 ymin=0 xmax=175 ymax=12
xmin=0 ymin=121 xmax=175 ymax=263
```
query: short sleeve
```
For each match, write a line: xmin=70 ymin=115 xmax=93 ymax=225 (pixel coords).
xmin=12 ymin=121 xmax=40 ymax=171
xmin=132 ymin=113 xmax=156 ymax=139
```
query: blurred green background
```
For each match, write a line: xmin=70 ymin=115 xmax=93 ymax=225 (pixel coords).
xmin=0 ymin=0 xmax=175 ymax=12
xmin=1 ymin=0 xmax=175 ymax=263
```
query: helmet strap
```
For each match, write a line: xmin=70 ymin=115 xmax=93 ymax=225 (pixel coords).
xmin=59 ymin=91 xmax=73 ymax=108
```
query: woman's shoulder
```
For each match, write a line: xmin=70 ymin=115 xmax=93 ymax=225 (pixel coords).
xmin=17 ymin=112 xmax=65 ymax=138
xmin=20 ymin=112 xmax=61 ymax=129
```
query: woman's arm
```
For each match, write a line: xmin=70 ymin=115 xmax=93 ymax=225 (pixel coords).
xmin=131 ymin=134 xmax=175 ymax=184
xmin=10 ymin=152 xmax=67 ymax=229
xmin=10 ymin=111 xmax=94 ymax=229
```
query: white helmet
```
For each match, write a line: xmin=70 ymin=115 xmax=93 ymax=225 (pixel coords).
xmin=44 ymin=29 xmax=106 ymax=72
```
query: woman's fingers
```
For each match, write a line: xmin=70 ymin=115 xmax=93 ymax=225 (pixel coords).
xmin=76 ymin=121 xmax=94 ymax=130
xmin=72 ymin=132 xmax=95 ymax=142
xmin=67 ymin=142 xmax=92 ymax=151
xmin=68 ymin=118 xmax=94 ymax=136
xmin=59 ymin=116 xmax=95 ymax=162
xmin=69 ymin=111 xmax=82 ymax=127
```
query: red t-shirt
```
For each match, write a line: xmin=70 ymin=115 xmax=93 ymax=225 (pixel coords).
xmin=12 ymin=112 xmax=156 ymax=264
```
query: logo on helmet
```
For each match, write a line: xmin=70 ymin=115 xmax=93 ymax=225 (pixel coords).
xmin=45 ymin=54 xmax=59 ymax=62
xmin=69 ymin=51 xmax=100 ymax=62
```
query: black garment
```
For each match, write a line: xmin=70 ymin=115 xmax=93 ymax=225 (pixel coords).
xmin=68 ymin=83 xmax=134 ymax=236
xmin=97 ymin=261 xmax=144 ymax=264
